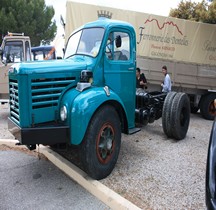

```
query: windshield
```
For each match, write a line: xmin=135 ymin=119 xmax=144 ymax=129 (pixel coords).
xmin=64 ymin=27 xmax=104 ymax=59
xmin=3 ymin=41 xmax=24 ymax=63
xmin=32 ymin=48 xmax=56 ymax=60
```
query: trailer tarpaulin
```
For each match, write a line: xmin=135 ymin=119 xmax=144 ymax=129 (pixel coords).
xmin=65 ymin=1 xmax=216 ymax=66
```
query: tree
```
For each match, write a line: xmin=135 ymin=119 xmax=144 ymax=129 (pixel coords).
xmin=0 ymin=0 xmax=57 ymax=46
xmin=169 ymin=0 xmax=216 ymax=24
xmin=206 ymin=0 xmax=216 ymax=23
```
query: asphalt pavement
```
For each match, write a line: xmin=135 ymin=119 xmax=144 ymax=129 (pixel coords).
xmin=0 ymin=149 xmax=110 ymax=210
xmin=0 ymin=104 xmax=141 ymax=210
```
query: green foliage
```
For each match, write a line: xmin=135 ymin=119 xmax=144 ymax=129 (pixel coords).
xmin=169 ymin=0 xmax=216 ymax=24
xmin=206 ymin=0 xmax=216 ymax=23
xmin=0 ymin=0 xmax=57 ymax=46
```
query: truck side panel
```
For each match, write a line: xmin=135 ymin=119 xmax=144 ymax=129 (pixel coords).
xmin=137 ymin=57 xmax=216 ymax=94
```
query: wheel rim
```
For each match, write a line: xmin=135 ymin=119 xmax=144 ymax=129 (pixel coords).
xmin=96 ymin=123 xmax=115 ymax=164
xmin=209 ymin=101 xmax=216 ymax=116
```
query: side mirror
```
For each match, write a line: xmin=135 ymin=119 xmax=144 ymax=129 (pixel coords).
xmin=115 ymin=35 xmax=122 ymax=48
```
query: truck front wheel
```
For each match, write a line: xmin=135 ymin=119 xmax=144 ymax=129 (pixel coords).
xmin=81 ymin=105 xmax=121 ymax=180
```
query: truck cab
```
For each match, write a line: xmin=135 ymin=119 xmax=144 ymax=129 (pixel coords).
xmin=0 ymin=32 xmax=31 ymax=102
xmin=63 ymin=18 xmax=137 ymax=128
xmin=8 ymin=18 xmax=137 ymax=179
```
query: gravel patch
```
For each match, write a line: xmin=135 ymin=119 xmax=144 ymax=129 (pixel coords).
xmin=100 ymin=115 xmax=211 ymax=209
xmin=0 ymin=103 xmax=212 ymax=209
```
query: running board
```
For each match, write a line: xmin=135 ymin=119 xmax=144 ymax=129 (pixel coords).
xmin=128 ymin=127 xmax=141 ymax=134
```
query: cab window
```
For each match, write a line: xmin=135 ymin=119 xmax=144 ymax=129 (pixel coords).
xmin=106 ymin=31 xmax=130 ymax=61
xmin=25 ymin=41 xmax=31 ymax=61
xmin=3 ymin=41 xmax=23 ymax=63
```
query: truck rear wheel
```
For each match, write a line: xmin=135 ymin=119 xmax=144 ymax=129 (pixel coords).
xmin=170 ymin=92 xmax=190 ymax=140
xmin=81 ymin=105 xmax=121 ymax=180
xmin=162 ymin=91 xmax=177 ymax=138
xmin=200 ymin=94 xmax=216 ymax=120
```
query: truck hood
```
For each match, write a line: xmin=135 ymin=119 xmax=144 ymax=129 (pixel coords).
xmin=9 ymin=56 xmax=93 ymax=75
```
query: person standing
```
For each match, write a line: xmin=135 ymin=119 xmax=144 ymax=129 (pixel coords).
xmin=161 ymin=65 xmax=171 ymax=92
xmin=136 ymin=67 xmax=147 ymax=89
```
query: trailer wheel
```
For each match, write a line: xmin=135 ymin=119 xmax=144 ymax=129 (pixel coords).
xmin=170 ymin=92 xmax=190 ymax=140
xmin=162 ymin=91 xmax=177 ymax=138
xmin=81 ymin=105 xmax=121 ymax=180
xmin=200 ymin=94 xmax=216 ymax=120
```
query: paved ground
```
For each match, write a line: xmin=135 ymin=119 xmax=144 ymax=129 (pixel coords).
xmin=0 ymin=103 xmax=139 ymax=210
xmin=0 ymin=148 xmax=110 ymax=210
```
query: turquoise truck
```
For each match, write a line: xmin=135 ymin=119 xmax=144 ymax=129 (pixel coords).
xmin=8 ymin=18 xmax=190 ymax=180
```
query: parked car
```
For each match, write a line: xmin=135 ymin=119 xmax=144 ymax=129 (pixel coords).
xmin=31 ymin=45 xmax=56 ymax=60
xmin=206 ymin=99 xmax=216 ymax=209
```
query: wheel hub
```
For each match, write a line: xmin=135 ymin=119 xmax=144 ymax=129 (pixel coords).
xmin=97 ymin=124 xmax=115 ymax=163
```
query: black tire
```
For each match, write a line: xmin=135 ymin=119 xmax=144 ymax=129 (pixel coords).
xmin=162 ymin=91 xmax=177 ymax=138
xmin=170 ymin=92 xmax=190 ymax=140
xmin=80 ymin=105 xmax=121 ymax=180
xmin=200 ymin=94 xmax=216 ymax=120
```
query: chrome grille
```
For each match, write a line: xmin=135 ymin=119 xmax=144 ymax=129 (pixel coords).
xmin=9 ymin=79 xmax=20 ymax=124
xmin=31 ymin=77 xmax=75 ymax=109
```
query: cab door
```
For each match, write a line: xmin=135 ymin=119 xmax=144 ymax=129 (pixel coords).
xmin=104 ymin=29 xmax=136 ymax=129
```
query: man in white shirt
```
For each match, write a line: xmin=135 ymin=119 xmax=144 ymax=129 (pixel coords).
xmin=161 ymin=65 xmax=172 ymax=92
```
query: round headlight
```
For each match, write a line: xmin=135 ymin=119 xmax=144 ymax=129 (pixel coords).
xmin=80 ymin=70 xmax=93 ymax=83
xmin=60 ymin=105 xmax=67 ymax=121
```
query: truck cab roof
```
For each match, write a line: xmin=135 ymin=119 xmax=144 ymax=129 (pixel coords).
xmin=73 ymin=17 xmax=135 ymax=35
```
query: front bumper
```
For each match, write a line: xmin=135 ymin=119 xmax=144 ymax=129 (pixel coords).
xmin=8 ymin=117 xmax=69 ymax=145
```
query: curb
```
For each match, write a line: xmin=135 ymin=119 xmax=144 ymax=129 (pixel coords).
xmin=0 ymin=139 xmax=141 ymax=210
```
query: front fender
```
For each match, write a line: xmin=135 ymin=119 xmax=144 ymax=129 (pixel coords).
xmin=61 ymin=86 xmax=127 ymax=145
